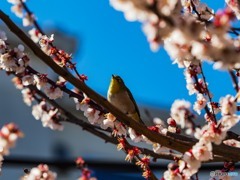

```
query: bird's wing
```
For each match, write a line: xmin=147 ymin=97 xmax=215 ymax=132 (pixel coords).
xmin=125 ymin=86 xmax=142 ymax=122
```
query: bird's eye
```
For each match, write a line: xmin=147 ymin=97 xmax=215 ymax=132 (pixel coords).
xmin=117 ymin=78 xmax=121 ymax=82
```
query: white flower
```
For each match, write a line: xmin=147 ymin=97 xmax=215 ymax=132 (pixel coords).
xmin=33 ymin=74 xmax=47 ymax=90
xmin=128 ymin=128 xmax=142 ymax=143
xmin=39 ymin=35 xmax=54 ymax=55
xmin=225 ymin=0 xmax=240 ymax=19
xmin=28 ymin=28 xmax=42 ymax=43
xmin=22 ymin=75 xmax=34 ymax=86
xmin=44 ymin=86 xmax=63 ymax=100
xmin=84 ymin=107 xmax=101 ymax=124
xmin=41 ymin=109 xmax=63 ymax=131
xmin=22 ymin=164 xmax=57 ymax=180
xmin=7 ymin=0 xmax=23 ymax=4
xmin=114 ymin=121 xmax=127 ymax=136
xmin=193 ymin=93 xmax=207 ymax=114
xmin=152 ymin=143 xmax=169 ymax=154
xmin=170 ymin=99 xmax=191 ymax=128
xmin=192 ymin=140 xmax=213 ymax=161
xmin=194 ymin=123 xmax=227 ymax=145
xmin=21 ymin=88 xmax=33 ymax=106
xmin=220 ymin=115 xmax=240 ymax=131
xmin=0 ymin=31 xmax=7 ymax=41
xmin=163 ymin=169 xmax=182 ymax=180
xmin=219 ymin=95 xmax=237 ymax=116
xmin=23 ymin=14 xmax=34 ymax=27
xmin=182 ymin=152 xmax=201 ymax=178
xmin=32 ymin=101 xmax=46 ymax=120
xmin=223 ymin=139 xmax=240 ymax=148
xmin=11 ymin=4 xmax=23 ymax=18
xmin=102 ymin=118 xmax=115 ymax=130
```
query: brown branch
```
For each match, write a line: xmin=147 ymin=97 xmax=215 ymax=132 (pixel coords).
xmin=228 ymin=70 xmax=239 ymax=92
xmin=1 ymin=10 xmax=240 ymax=162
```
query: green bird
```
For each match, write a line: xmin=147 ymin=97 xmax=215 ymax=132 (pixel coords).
xmin=107 ymin=75 xmax=144 ymax=124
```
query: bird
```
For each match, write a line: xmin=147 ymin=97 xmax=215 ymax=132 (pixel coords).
xmin=107 ymin=75 xmax=144 ymax=124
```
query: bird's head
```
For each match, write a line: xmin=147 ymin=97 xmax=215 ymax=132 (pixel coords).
xmin=108 ymin=75 xmax=125 ymax=94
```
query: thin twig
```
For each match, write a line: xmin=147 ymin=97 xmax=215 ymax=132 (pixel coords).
xmin=228 ymin=70 xmax=239 ymax=93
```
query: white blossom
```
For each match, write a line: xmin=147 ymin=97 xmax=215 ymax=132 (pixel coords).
xmin=170 ymin=99 xmax=191 ymax=128
xmin=21 ymin=164 xmax=57 ymax=180
xmin=41 ymin=109 xmax=63 ymax=131
xmin=193 ymin=93 xmax=207 ymax=114
xmin=219 ymin=95 xmax=237 ymax=116
xmin=192 ymin=140 xmax=213 ymax=161
xmin=44 ymin=86 xmax=63 ymax=100
xmin=21 ymin=88 xmax=33 ymax=106
xmin=128 ymin=128 xmax=142 ymax=142
xmin=28 ymin=28 xmax=42 ymax=43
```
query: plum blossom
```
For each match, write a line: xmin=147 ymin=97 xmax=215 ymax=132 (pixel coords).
xmin=41 ymin=109 xmax=63 ymax=131
xmin=0 ymin=31 xmax=7 ymax=41
xmin=163 ymin=162 xmax=183 ymax=180
xmin=32 ymin=101 xmax=63 ymax=131
xmin=33 ymin=74 xmax=48 ymax=90
xmin=194 ymin=123 xmax=227 ymax=145
xmin=193 ymin=93 xmax=207 ymax=114
xmin=219 ymin=95 xmax=237 ymax=116
xmin=152 ymin=143 xmax=169 ymax=154
xmin=101 ymin=113 xmax=127 ymax=136
xmin=125 ymin=147 xmax=141 ymax=162
xmin=23 ymin=14 xmax=34 ymax=27
xmin=11 ymin=4 xmax=23 ymax=18
xmin=170 ymin=99 xmax=192 ymax=128
xmin=181 ymin=151 xmax=201 ymax=178
xmin=220 ymin=115 xmax=240 ymax=131
xmin=21 ymin=164 xmax=57 ymax=180
xmin=0 ymin=42 xmax=29 ymax=74
xmin=192 ymin=140 xmax=213 ymax=161
xmin=28 ymin=28 xmax=42 ymax=43
xmin=22 ymin=75 xmax=34 ymax=86
xmin=73 ymin=95 xmax=103 ymax=125
xmin=12 ymin=77 xmax=24 ymax=90
xmin=0 ymin=123 xmax=23 ymax=156
xmin=128 ymin=127 xmax=142 ymax=142
xmin=7 ymin=0 xmax=25 ymax=4
xmin=225 ymin=0 xmax=240 ymax=19
xmin=84 ymin=107 xmax=101 ymax=125
xmin=44 ymin=86 xmax=63 ymax=100
xmin=32 ymin=101 xmax=46 ymax=120
xmin=21 ymin=88 xmax=34 ymax=106
xmin=39 ymin=35 xmax=54 ymax=55
xmin=0 ymin=123 xmax=23 ymax=171
xmin=223 ymin=139 xmax=240 ymax=148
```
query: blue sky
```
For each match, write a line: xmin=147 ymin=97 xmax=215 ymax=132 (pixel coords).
xmin=0 ymin=0 xmax=235 ymax=109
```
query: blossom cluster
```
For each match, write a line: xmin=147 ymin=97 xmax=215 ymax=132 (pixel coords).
xmin=0 ymin=31 xmax=29 ymax=74
xmin=8 ymin=0 xmax=34 ymax=27
xmin=0 ymin=123 xmax=23 ymax=172
xmin=111 ymin=0 xmax=240 ymax=69
xmin=21 ymin=164 xmax=57 ymax=180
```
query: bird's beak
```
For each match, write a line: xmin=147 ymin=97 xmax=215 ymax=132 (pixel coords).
xmin=112 ymin=74 xmax=116 ymax=78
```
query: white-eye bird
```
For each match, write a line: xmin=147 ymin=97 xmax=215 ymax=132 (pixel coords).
xmin=107 ymin=75 xmax=144 ymax=124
